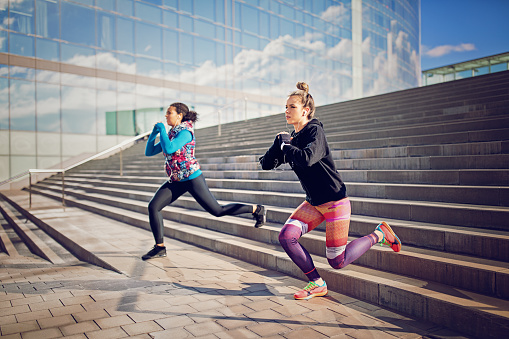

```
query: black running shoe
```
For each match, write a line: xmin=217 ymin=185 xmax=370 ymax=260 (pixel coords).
xmin=142 ymin=245 xmax=167 ymax=260
xmin=253 ymin=205 xmax=266 ymax=228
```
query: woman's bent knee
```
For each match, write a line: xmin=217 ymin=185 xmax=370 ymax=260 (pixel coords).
xmin=328 ymin=256 xmax=346 ymax=269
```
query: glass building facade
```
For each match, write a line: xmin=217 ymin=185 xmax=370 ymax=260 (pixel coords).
xmin=0 ymin=0 xmax=420 ymax=181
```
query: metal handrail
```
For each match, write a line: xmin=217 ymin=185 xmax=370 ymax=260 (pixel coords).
xmin=1 ymin=130 xmax=151 ymax=208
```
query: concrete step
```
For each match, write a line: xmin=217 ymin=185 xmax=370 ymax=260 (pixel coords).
xmin=33 ymin=181 xmax=509 ymax=263
xmin=68 ymin=167 xmax=509 ymax=187
xmin=195 ymin=115 xmax=509 ymax=150
xmin=23 ymin=188 xmax=509 ymax=339
xmin=40 ymin=176 xmax=509 ymax=232
xmin=61 ymin=173 xmax=509 ymax=207
xmin=0 ymin=196 xmax=75 ymax=264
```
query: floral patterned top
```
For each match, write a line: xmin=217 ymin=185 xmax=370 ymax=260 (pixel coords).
xmin=163 ymin=121 xmax=200 ymax=182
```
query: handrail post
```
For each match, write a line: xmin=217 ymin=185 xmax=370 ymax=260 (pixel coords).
xmin=29 ymin=172 xmax=32 ymax=209
xmin=244 ymin=97 xmax=248 ymax=121
xmin=61 ymin=171 xmax=65 ymax=207
xmin=218 ymin=110 xmax=221 ymax=136
xmin=120 ymin=148 xmax=123 ymax=176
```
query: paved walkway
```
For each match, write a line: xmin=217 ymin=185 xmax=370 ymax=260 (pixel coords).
xmin=0 ymin=191 xmax=467 ymax=338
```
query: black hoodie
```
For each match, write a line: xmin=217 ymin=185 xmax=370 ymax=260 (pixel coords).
xmin=259 ymin=118 xmax=347 ymax=206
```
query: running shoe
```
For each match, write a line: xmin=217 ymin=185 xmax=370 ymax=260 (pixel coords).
xmin=294 ymin=280 xmax=328 ymax=300
xmin=253 ymin=204 xmax=266 ymax=228
xmin=142 ymin=245 xmax=167 ymax=260
xmin=375 ymin=221 xmax=402 ymax=252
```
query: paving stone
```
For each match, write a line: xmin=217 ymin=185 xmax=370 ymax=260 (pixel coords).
xmin=37 ymin=314 xmax=75 ymax=329
xmin=184 ymin=320 xmax=225 ymax=336
xmin=0 ymin=319 xmax=39 ymax=335
xmin=85 ymin=326 xmax=129 ymax=339
xmin=246 ymin=321 xmax=291 ymax=337
xmin=20 ymin=327 xmax=63 ymax=339
xmin=121 ymin=320 xmax=164 ymax=336
xmin=60 ymin=321 xmax=101 ymax=336
xmin=95 ymin=314 xmax=135 ymax=329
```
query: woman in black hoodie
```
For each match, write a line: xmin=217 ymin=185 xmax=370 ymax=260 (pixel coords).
xmin=259 ymin=82 xmax=401 ymax=300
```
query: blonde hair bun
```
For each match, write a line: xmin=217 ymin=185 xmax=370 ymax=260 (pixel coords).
xmin=296 ymin=82 xmax=309 ymax=93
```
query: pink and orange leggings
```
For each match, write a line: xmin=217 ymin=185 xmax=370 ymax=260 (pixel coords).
xmin=278 ymin=198 xmax=379 ymax=281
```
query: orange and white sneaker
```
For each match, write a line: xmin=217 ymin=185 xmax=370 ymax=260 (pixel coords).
xmin=294 ymin=280 xmax=328 ymax=300
xmin=375 ymin=221 xmax=402 ymax=252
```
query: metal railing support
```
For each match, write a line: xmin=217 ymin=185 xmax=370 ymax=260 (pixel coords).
xmin=218 ymin=110 xmax=222 ymax=136
xmin=120 ymin=148 xmax=123 ymax=176
xmin=29 ymin=172 xmax=32 ymax=209
xmin=61 ymin=171 xmax=65 ymax=207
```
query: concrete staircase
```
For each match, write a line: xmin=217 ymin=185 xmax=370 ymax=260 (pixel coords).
xmin=3 ymin=70 xmax=509 ymax=338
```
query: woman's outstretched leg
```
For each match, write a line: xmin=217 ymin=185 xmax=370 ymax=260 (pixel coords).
xmin=323 ymin=198 xmax=401 ymax=268
xmin=187 ymin=175 xmax=266 ymax=226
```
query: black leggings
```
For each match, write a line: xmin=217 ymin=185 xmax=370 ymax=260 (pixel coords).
xmin=148 ymin=174 xmax=253 ymax=244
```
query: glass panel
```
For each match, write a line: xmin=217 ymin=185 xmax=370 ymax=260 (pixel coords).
xmin=98 ymin=11 xmax=116 ymax=50
xmin=97 ymin=0 xmax=115 ymax=11
xmin=97 ymin=89 xmax=116 ymax=135
xmin=163 ymin=0 xmax=178 ymax=10
xmin=195 ymin=20 xmax=215 ymax=39
xmin=72 ymin=0 xmax=93 ymax=5
xmin=61 ymin=43 xmax=95 ymax=67
xmin=36 ymin=38 xmax=59 ymax=61
xmin=241 ymin=4 xmax=258 ymax=34
xmin=242 ymin=33 xmax=258 ymax=50
xmin=61 ymin=2 xmax=95 ymax=46
xmin=216 ymin=42 xmax=225 ymax=66
xmin=491 ymin=62 xmax=508 ymax=73
xmin=96 ymin=76 xmax=117 ymax=90
xmin=136 ymin=1 xmax=161 ymax=24
xmin=179 ymin=0 xmax=192 ymax=14
xmin=36 ymin=83 xmax=61 ymax=133
xmin=61 ymin=73 xmax=95 ymax=88
xmin=163 ymin=29 xmax=178 ymax=62
xmin=0 ymin=77 xmax=8 ymax=130
xmin=36 ymin=69 xmax=60 ymax=84
xmin=135 ymin=22 xmax=162 ymax=59
xmin=117 ymin=18 xmax=134 ymax=54
xmin=9 ymin=66 xmax=36 ymax=81
xmin=136 ymin=57 xmax=163 ymax=78
xmin=116 ymin=0 xmax=134 ymax=16
xmin=9 ymin=0 xmax=34 ymax=34
xmin=36 ymin=0 xmax=59 ymax=39
xmin=164 ymin=62 xmax=179 ymax=79
xmin=142 ymin=0 xmax=162 ymax=6
xmin=215 ymin=0 xmax=224 ymax=24
xmin=0 ymin=1 xmax=7 ymax=30
xmin=10 ymin=79 xmax=35 ymax=131
xmin=10 ymin=155 xmax=37 ymax=174
xmin=195 ymin=0 xmax=214 ymax=21
xmin=194 ymin=36 xmax=215 ymax=66
xmin=179 ymin=15 xmax=193 ymax=32
xmin=215 ymin=25 xmax=224 ymax=40
xmin=179 ymin=33 xmax=193 ymax=64
xmin=61 ymin=86 xmax=96 ymax=134
xmin=455 ymin=70 xmax=471 ymax=80
xmin=163 ymin=9 xmax=178 ymax=28
xmin=0 ymin=155 xmax=10 ymax=182
xmin=117 ymin=53 xmax=136 ymax=74
xmin=259 ymin=11 xmax=269 ymax=38
xmin=9 ymin=32 xmax=34 ymax=57
xmin=473 ymin=66 xmax=489 ymax=76
xmin=0 ymin=30 xmax=6 ymax=52
xmin=96 ymin=51 xmax=117 ymax=71
xmin=270 ymin=15 xmax=279 ymax=39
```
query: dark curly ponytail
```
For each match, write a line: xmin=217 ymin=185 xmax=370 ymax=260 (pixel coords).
xmin=170 ymin=102 xmax=199 ymax=123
